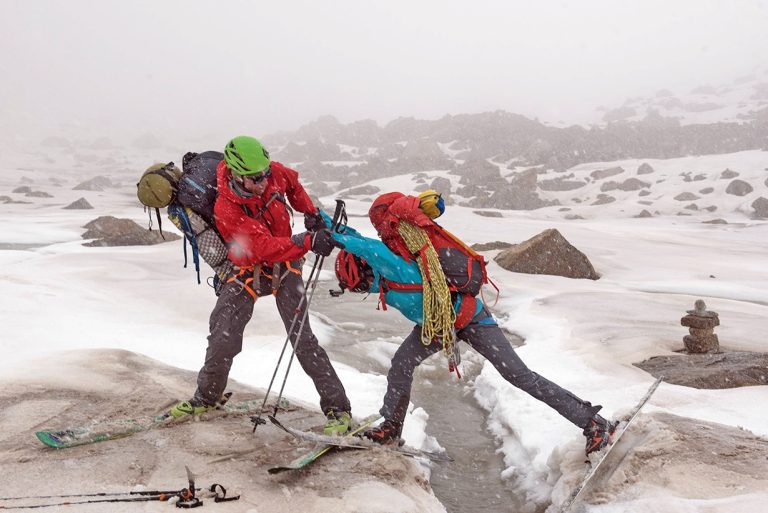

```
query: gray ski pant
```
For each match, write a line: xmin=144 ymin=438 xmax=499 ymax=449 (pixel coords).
xmin=380 ymin=322 xmax=600 ymax=430
xmin=193 ymin=263 xmax=351 ymax=415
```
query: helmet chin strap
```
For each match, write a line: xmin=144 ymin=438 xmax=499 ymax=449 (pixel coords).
xmin=229 ymin=177 xmax=254 ymax=198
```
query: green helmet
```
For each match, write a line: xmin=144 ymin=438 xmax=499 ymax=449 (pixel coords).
xmin=136 ymin=162 xmax=182 ymax=208
xmin=223 ymin=136 xmax=271 ymax=176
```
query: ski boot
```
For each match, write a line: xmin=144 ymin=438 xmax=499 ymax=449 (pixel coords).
xmin=583 ymin=414 xmax=619 ymax=455
xmin=169 ymin=393 xmax=231 ymax=418
xmin=363 ymin=419 xmax=403 ymax=445
xmin=323 ymin=410 xmax=352 ymax=436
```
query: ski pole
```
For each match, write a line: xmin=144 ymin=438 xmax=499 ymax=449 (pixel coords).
xmin=249 ymin=254 xmax=323 ymax=431
xmin=269 ymin=200 xmax=347 ymax=419
xmin=0 ymin=489 xmax=200 ymax=501
xmin=251 ymin=200 xmax=346 ymax=431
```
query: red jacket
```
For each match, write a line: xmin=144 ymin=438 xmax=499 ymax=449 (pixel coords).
xmin=368 ymin=192 xmax=455 ymax=260
xmin=214 ymin=160 xmax=317 ymax=267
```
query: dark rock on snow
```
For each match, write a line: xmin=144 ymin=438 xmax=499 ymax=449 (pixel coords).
xmin=494 ymin=228 xmax=599 ymax=280
xmin=751 ymin=196 xmax=768 ymax=219
xmin=64 ymin=198 xmax=94 ymax=210
xmin=590 ymin=166 xmax=624 ymax=180
xmin=636 ymin=163 xmax=655 ymax=175
xmin=472 ymin=210 xmax=503 ymax=218
xmin=634 ymin=351 xmax=768 ymax=389
xmin=82 ymin=216 xmax=179 ymax=246
xmin=25 ymin=191 xmax=53 ymax=198
xmin=73 ymin=176 xmax=115 ymax=191
xmin=725 ymin=179 xmax=753 ymax=196
xmin=471 ymin=241 xmax=514 ymax=251
xmin=674 ymin=192 xmax=699 ymax=201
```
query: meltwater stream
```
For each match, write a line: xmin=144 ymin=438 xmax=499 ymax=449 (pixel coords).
xmin=311 ymin=290 xmax=526 ymax=513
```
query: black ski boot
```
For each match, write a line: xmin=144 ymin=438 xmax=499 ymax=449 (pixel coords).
xmin=363 ymin=419 xmax=403 ymax=445
xmin=583 ymin=414 xmax=619 ymax=455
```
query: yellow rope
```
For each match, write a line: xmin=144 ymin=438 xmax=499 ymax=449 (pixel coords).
xmin=397 ymin=221 xmax=456 ymax=357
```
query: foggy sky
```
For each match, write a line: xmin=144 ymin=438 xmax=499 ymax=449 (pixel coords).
xmin=2 ymin=0 xmax=767 ymax=147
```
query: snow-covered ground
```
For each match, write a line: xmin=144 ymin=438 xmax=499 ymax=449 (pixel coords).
xmin=1 ymin=145 xmax=767 ymax=512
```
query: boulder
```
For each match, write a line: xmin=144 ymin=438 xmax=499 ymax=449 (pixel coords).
xmin=64 ymin=198 xmax=94 ymax=210
xmin=471 ymin=241 xmax=513 ymax=251
xmin=472 ymin=210 xmax=503 ymax=218
xmin=471 ymin=169 xmax=555 ymax=210
xmin=493 ymin=228 xmax=599 ymax=280
xmin=538 ymin=177 xmax=586 ymax=191
xmin=429 ymin=176 xmax=453 ymax=203
xmin=0 ymin=195 xmax=10 ymax=203
xmin=82 ymin=216 xmax=179 ymax=246
xmin=343 ymin=184 xmax=380 ymax=197
xmin=751 ymin=196 xmax=768 ymax=219
xmin=25 ymin=191 xmax=53 ymax=198
xmin=699 ymin=187 xmax=714 ymax=194
xmin=600 ymin=178 xmax=650 ymax=192
xmin=12 ymin=186 xmax=32 ymax=194
xmin=590 ymin=166 xmax=624 ymax=180
xmin=720 ymin=168 xmax=739 ymax=179
xmin=725 ymin=179 xmax=753 ymax=197
xmin=591 ymin=194 xmax=615 ymax=205
xmin=637 ymin=163 xmax=655 ymax=175
xmin=703 ymin=219 xmax=727 ymax=224
xmin=674 ymin=192 xmax=699 ymax=201
xmin=456 ymin=159 xmax=504 ymax=186
xmin=634 ymin=351 xmax=768 ymax=389
xmin=306 ymin=181 xmax=333 ymax=197
xmin=636 ymin=209 xmax=653 ymax=218
xmin=73 ymin=176 xmax=114 ymax=191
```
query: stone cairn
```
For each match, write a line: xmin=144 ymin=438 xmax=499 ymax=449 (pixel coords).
xmin=680 ymin=299 xmax=720 ymax=353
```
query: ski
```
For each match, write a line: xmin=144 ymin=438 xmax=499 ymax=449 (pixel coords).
xmin=268 ymin=414 xmax=382 ymax=474
xmin=559 ymin=376 xmax=664 ymax=512
xmin=269 ymin=415 xmax=453 ymax=463
xmin=35 ymin=393 xmax=265 ymax=449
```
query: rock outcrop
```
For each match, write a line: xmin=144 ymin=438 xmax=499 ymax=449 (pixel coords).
xmin=752 ymin=196 xmax=768 ymax=218
xmin=73 ymin=176 xmax=115 ymax=191
xmin=725 ymin=179 xmax=753 ymax=196
xmin=493 ymin=229 xmax=599 ymax=279
xmin=82 ymin=216 xmax=179 ymax=246
xmin=635 ymin=351 xmax=768 ymax=389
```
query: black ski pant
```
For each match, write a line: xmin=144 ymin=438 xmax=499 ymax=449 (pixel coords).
xmin=193 ymin=264 xmax=351 ymax=415
xmin=380 ymin=322 xmax=600 ymax=430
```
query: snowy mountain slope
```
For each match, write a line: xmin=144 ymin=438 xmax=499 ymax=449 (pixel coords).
xmin=328 ymin=150 xmax=768 ymax=220
xmin=598 ymin=67 xmax=768 ymax=126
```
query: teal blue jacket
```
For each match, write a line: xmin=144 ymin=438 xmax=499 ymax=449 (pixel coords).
xmin=321 ymin=211 xmax=495 ymax=327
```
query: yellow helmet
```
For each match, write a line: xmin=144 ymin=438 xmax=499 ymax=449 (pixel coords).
xmin=418 ymin=189 xmax=445 ymax=219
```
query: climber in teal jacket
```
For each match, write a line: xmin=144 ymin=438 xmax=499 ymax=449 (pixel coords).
xmin=321 ymin=210 xmax=495 ymax=327
xmin=320 ymin=209 xmax=617 ymax=455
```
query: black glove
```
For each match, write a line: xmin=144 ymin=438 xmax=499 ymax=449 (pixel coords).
xmin=309 ymin=229 xmax=341 ymax=257
xmin=304 ymin=211 xmax=326 ymax=232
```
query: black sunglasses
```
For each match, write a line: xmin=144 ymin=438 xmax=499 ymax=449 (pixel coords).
xmin=240 ymin=166 xmax=271 ymax=184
